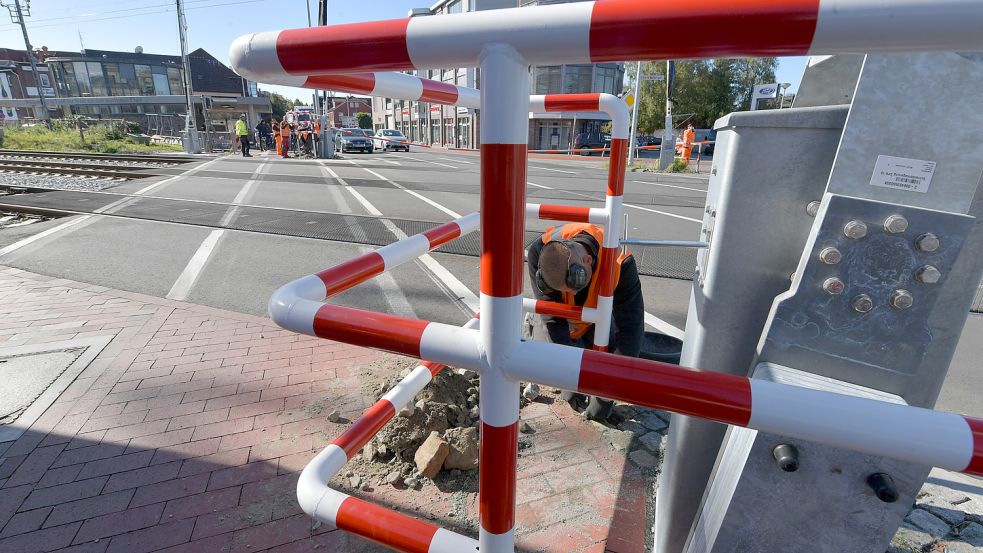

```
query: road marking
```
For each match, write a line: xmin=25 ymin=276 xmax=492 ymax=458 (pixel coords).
xmin=167 ymin=229 xmax=224 ymax=300
xmin=0 ymin=156 xmax=227 ymax=256
xmin=529 ymin=165 xmax=576 ymax=175
xmin=167 ymin=162 xmax=269 ymax=301
xmin=320 ymin=160 xmax=479 ymax=316
xmin=438 ymin=156 xmax=471 ymax=164
xmin=0 ymin=215 xmax=95 ymax=257
xmin=532 ymin=180 xmax=701 ymax=224
xmin=402 ymin=155 xmax=457 ymax=169
xmin=354 ymin=163 xmax=463 ymax=219
xmin=381 ymin=159 xmax=402 ymax=165
xmin=645 ymin=312 xmax=685 ymax=340
xmin=631 ymin=180 xmax=707 ymax=193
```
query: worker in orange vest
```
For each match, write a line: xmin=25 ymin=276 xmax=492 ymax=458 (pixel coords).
xmin=526 ymin=223 xmax=644 ymax=420
xmin=274 ymin=119 xmax=283 ymax=156
xmin=279 ymin=118 xmax=292 ymax=159
xmin=680 ymin=124 xmax=696 ymax=165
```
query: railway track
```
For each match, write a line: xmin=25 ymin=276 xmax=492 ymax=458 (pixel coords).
xmin=0 ymin=149 xmax=194 ymax=165
xmin=0 ymin=159 xmax=165 ymax=180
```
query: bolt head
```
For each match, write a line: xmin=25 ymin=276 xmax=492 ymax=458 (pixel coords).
xmin=890 ymin=289 xmax=914 ymax=310
xmin=822 ymin=277 xmax=845 ymax=295
xmin=852 ymin=294 xmax=874 ymax=313
xmin=915 ymin=233 xmax=940 ymax=253
xmin=844 ymin=220 xmax=868 ymax=240
xmin=884 ymin=215 xmax=909 ymax=234
xmin=819 ymin=247 xmax=842 ymax=265
xmin=916 ymin=265 xmax=942 ymax=284
xmin=806 ymin=201 xmax=821 ymax=217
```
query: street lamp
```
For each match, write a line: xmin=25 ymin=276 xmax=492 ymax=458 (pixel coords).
xmin=779 ymin=82 xmax=791 ymax=109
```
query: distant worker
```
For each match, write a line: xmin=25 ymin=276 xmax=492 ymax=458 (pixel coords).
xmin=274 ymin=119 xmax=283 ymax=156
xmin=279 ymin=118 xmax=291 ymax=159
xmin=235 ymin=115 xmax=252 ymax=157
xmin=526 ymin=223 xmax=644 ymax=420
xmin=255 ymin=119 xmax=271 ymax=151
xmin=680 ymin=124 xmax=696 ymax=165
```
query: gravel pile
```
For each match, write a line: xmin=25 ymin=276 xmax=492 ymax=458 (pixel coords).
xmin=0 ymin=172 xmax=121 ymax=191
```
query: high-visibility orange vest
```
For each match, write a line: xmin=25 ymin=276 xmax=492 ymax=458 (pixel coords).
xmin=279 ymin=122 xmax=290 ymax=137
xmin=541 ymin=223 xmax=629 ymax=339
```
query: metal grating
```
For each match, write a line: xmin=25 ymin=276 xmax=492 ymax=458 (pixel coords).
xmin=2 ymin=189 xmax=980 ymax=312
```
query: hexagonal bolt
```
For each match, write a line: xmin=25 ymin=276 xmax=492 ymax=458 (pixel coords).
xmin=916 ymin=265 xmax=942 ymax=284
xmin=852 ymin=294 xmax=874 ymax=313
xmin=890 ymin=289 xmax=914 ymax=310
xmin=822 ymin=277 xmax=845 ymax=295
xmin=805 ymin=201 xmax=821 ymax=217
xmin=844 ymin=220 xmax=868 ymax=240
xmin=819 ymin=247 xmax=842 ymax=265
xmin=915 ymin=233 xmax=940 ymax=253
xmin=884 ymin=215 xmax=909 ymax=234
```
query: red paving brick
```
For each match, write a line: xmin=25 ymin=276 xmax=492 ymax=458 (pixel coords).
xmin=0 ymin=267 xmax=656 ymax=552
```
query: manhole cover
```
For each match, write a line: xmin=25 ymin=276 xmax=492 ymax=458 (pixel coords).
xmin=0 ymin=347 xmax=85 ymax=425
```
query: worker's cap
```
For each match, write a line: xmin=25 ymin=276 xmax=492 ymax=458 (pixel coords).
xmin=239 ymin=114 xmax=246 ymax=119
xmin=539 ymin=240 xmax=582 ymax=292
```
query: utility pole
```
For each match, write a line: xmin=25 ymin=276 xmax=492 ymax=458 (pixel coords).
xmin=626 ymin=61 xmax=642 ymax=166
xmin=175 ymin=0 xmax=200 ymax=153
xmin=658 ymin=60 xmax=675 ymax=170
xmin=2 ymin=0 xmax=50 ymax=125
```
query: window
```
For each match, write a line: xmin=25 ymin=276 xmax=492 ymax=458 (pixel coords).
xmin=152 ymin=73 xmax=170 ymax=95
xmin=593 ymin=66 xmax=619 ymax=95
xmin=135 ymin=65 xmax=154 ymax=95
xmin=167 ymin=67 xmax=183 ymax=96
xmin=52 ymin=63 xmax=77 ymax=96
xmin=534 ymin=65 xmax=561 ymax=95
xmin=87 ymin=62 xmax=107 ymax=96
xmin=73 ymin=62 xmax=91 ymax=96
xmin=448 ymin=1 xmax=462 ymax=13
xmin=563 ymin=65 xmax=593 ymax=94
xmin=118 ymin=64 xmax=140 ymax=96
xmin=37 ymin=73 xmax=50 ymax=88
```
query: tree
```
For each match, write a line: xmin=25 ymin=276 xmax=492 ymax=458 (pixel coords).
xmin=627 ymin=57 xmax=778 ymax=131
xmin=265 ymin=93 xmax=293 ymax=119
xmin=355 ymin=112 xmax=372 ymax=130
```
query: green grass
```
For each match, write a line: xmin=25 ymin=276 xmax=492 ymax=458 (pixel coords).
xmin=3 ymin=125 xmax=184 ymax=154
xmin=599 ymin=159 xmax=694 ymax=173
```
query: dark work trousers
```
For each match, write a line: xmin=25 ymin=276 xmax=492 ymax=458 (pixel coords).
xmin=239 ymin=135 xmax=250 ymax=156
xmin=526 ymin=313 xmax=617 ymax=420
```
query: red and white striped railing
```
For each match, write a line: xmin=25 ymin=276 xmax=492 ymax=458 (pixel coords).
xmin=244 ymin=1 xmax=983 ymax=551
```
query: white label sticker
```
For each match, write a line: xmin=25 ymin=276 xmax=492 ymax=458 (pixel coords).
xmin=869 ymin=155 xmax=936 ymax=193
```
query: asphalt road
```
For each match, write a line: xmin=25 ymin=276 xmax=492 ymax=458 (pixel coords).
xmin=0 ymin=147 xmax=978 ymax=419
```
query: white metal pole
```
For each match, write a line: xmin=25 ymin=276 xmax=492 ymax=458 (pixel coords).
xmin=658 ymin=60 xmax=675 ymax=170
xmin=176 ymin=0 xmax=200 ymax=153
xmin=627 ymin=61 xmax=642 ymax=166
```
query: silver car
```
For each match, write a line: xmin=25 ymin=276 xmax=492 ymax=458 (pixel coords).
xmin=373 ymin=129 xmax=410 ymax=152
xmin=336 ymin=128 xmax=374 ymax=153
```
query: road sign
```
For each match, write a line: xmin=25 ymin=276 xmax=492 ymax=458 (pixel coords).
xmin=642 ymin=75 xmax=664 ymax=81
xmin=625 ymin=94 xmax=634 ymax=107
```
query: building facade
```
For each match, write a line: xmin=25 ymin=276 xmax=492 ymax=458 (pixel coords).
xmin=323 ymin=95 xmax=372 ymax=128
xmin=0 ymin=47 xmax=62 ymax=122
xmin=0 ymin=47 xmax=270 ymax=135
xmin=370 ymin=0 xmax=624 ymax=150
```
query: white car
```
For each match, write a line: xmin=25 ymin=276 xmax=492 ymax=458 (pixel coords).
xmin=373 ymin=129 xmax=410 ymax=152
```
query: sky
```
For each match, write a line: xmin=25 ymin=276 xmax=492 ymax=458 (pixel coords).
xmin=0 ymin=0 xmax=808 ymax=102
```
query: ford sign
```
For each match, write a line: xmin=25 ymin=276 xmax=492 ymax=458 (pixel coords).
xmin=758 ymin=87 xmax=776 ymax=94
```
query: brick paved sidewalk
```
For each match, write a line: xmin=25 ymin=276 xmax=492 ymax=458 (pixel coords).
xmin=0 ymin=266 xmax=655 ymax=553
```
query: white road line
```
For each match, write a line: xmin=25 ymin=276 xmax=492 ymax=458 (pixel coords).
xmin=0 ymin=215 xmax=95 ymax=257
xmin=168 ymin=162 xmax=269 ymax=300
xmin=438 ymin=157 xmax=471 ymax=164
xmin=529 ymin=165 xmax=576 ymax=174
xmin=320 ymin=160 xmax=479 ymax=316
xmin=645 ymin=312 xmax=685 ymax=340
xmin=381 ymin=159 xmax=402 ymax=165
xmin=0 ymin=156 xmax=227 ymax=256
xmin=623 ymin=202 xmax=702 ymax=224
xmin=532 ymin=180 xmax=701 ymax=224
xmin=167 ymin=229 xmax=224 ymax=300
xmin=356 ymin=164 xmax=463 ymax=219
xmin=402 ymin=155 xmax=457 ymax=169
xmin=631 ymin=180 xmax=707 ymax=193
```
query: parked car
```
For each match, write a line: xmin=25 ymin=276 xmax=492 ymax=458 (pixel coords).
xmin=643 ymin=135 xmax=662 ymax=146
xmin=373 ymin=129 xmax=410 ymax=152
xmin=336 ymin=128 xmax=374 ymax=153
xmin=573 ymin=132 xmax=611 ymax=156
xmin=696 ymin=129 xmax=717 ymax=156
